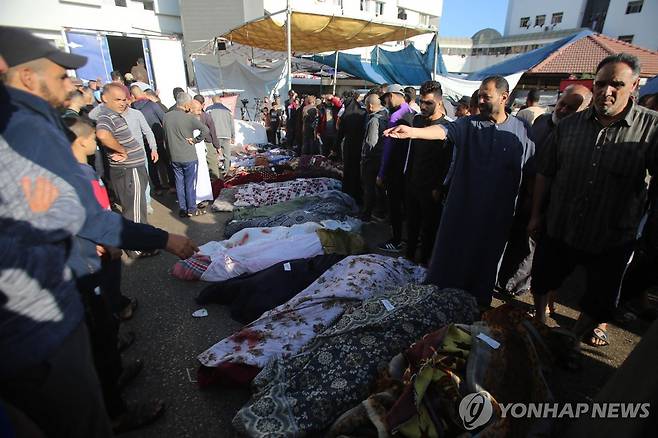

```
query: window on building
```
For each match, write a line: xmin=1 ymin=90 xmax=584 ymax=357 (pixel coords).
xmin=143 ymin=0 xmax=154 ymax=10
xmin=398 ymin=7 xmax=407 ymax=20
xmin=535 ymin=15 xmax=546 ymax=27
xmin=626 ymin=1 xmax=643 ymax=14
xmin=114 ymin=0 xmax=126 ymax=6
xmin=520 ymin=17 xmax=530 ymax=27
xmin=374 ymin=1 xmax=384 ymax=16
xmin=552 ymin=12 xmax=563 ymax=24
xmin=360 ymin=0 xmax=369 ymax=12
xmin=618 ymin=34 xmax=634 ymax=43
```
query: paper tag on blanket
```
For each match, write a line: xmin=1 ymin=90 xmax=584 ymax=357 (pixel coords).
xmin=283 ymin=262 xmax=292 ymax=271
xmin=381 ymin=299 xmax=395 ymax=311
xmin=476 ymin=333 xmax=501 ymax=349
xmin=192 ymin=308 xmax=208 ymax=318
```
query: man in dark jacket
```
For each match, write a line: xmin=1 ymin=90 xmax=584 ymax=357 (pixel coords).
xmin=403 ymin=80 xmax=453 ymax=265
xmin=360 ymin=93 xmax=389 ymax=222
xmin=0 ymin=26 xmax=198 ymax=438
xmin=131 ymin=85 xmax=168 ymax=190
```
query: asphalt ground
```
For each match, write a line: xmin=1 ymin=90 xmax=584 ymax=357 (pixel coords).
xmin=118 ymin=191 xmax=653 ymax=437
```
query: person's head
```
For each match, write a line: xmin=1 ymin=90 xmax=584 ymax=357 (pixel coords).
xmin=274 ymin=94 xmax=280 ymax=104
xmin=144 ymin=88 xmax=160 ymax=102
xmin=469 ymin=89 xmax=480 ymax=115
xmin=176 ymin=91 xmax=193 ymax=111
xmin=67 ymin=89 xmax=85 ymax=110
xmin=124 ymin=73 xmax=135 ymax=84
xmin=211 ymin=94 xmax=223 ymax=103
xmin=0 ymin=26 xmax=87 ymax=107
xmin=88 ymin=79 xmax=99 ymax=90
xmin=552 ymin=84 xmax=592 ymax=124
xmin=101 ymin=83 xmax=129 ymax=113
xmin=418 ymin=80 xmax=444 ymax=119
xmin=288 ymin=89 xmax=296 ymax=99
xmin=404 ymin=86 xmax=417 ymax=105
xmin=193 ymin=94 xmax=205 ymax=108
xmin=593 ymin=53 xmax=641 ymax=118
xmin=526 ymin=89 xmax=540 ymax=106
xmin=384 ymin=84 xmax=406 ymax=111
xmin=65 ymin=117 xmax=97 ymax=158
xmin=364 ymin=93 xmax=382 ymax=114
xmin=379 ymin=83 xmax=389 ymax=95
xmin=639 ymin=93 xmax=658 ymax=111
xmin=110 ymin=70 xmax=124 ymax=84
xmin=478 ymin=76 xmax=509 ymax=118
xmin=190 ymin=98 xmax=203 ymax=116
xmin=455 ymin=103 xmax=470 ymax=118
xmin=306 ymin=95 xmax=316 ymax=106
xmin=136 ymin=57 xmax=144 ymax=66
xmin=173 ymin=86 xmax=185 ymax=101
xmin=130 ymin=84 xmax=146 ymax=99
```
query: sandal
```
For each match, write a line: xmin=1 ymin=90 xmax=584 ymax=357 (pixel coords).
xmin=112 ymin=399 xmax=165 ymax=434
xmin=188 ymin=209 xmax=207 ymax=217
xmin=585 ymin=327 xmax=609 ymax=347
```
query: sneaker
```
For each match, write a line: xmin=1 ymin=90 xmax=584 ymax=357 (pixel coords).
xmin=378 ymin=240 xmax=403 ymax=253
xmin=178 ymin=209 xmax=188 ymax=218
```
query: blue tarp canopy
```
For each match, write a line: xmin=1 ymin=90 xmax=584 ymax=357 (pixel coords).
xmin=311 ymin=34 xmax=447 ymax=86
xmin=466 ymin=30 xmax=592 ymax=80
xmin=640 ymin=75 xmax=658 ymax=97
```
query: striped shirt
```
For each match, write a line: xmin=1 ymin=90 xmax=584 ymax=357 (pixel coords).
xmin=96 ymin=106 xmax=146 ymax=168
xmin=539 ymin=101 xmax=658 ymax=253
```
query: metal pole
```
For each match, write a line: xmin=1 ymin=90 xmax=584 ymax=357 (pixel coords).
xmin=286 ymin=0 xmax=292 ymax=92
xmin=332 ymin=50 xmax=339 ymax=95
xmin=216 ymin=40 xmax=225 ymax=92
xmin=432 ymin=30 xmax=439 ymax=79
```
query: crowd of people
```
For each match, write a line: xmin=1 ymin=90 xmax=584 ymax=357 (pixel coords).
xmin=1 ymin=22 xmax=658 ymax=437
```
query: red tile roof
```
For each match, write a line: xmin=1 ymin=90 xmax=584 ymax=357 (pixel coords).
xmin=529 ymin=33 xmax=658 ymax=77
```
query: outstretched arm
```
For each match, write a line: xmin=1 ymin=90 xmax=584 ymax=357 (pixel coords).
xmin=384 ymin=124 xmax=447 ymax=140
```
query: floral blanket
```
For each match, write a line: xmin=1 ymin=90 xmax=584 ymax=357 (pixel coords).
xmin=197 ymin=255 xmax=427 ymax=386
xmin=232 ymin=286 xmax=478 ymax=437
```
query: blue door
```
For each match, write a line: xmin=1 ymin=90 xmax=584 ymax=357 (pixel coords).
xmin=65 ymin=31 xmax=113 ymax=82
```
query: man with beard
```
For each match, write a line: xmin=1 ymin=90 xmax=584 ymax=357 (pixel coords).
xmin=496 ymin=84 xmax=592 ymax=299
xmin=529 ymin=53 xmax=658 ymax=348
xmin=385 ymin=75 xmax=535 ymax=307
xmin=403 ymin=80 xmax=453 ymax=265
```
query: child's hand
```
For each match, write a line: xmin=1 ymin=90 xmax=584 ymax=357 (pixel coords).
xmin=21 ymin=176 xmax=59 ymax=213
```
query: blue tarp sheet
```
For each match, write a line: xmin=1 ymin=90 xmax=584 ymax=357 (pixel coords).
xmin=466 ymin=30 xmax=592 ymax=80
xmin=640 ymin=75 xmax=658 ymax=97
xmin=311 ymin=34 xmax=448 ymax=86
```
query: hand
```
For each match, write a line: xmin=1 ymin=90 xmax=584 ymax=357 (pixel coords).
xmin=110 ymin=150 xmax=128 ymax=162
xmin=165 ymin=233 xmax=199 ymax=259
xmin=384 ymin=125 xmax=413 ymax=139
xmin=21 ymin=176 xmax=59 ymax=213
xmin=527 ymin=214 xmax=543 ymax=240
xmin=151 ymin=150 xmax=159 ymax=163
xmin=186 ymin=138 xmax=195 ymax=145
xmin=376 ymin=176 xmax=384 ymax=188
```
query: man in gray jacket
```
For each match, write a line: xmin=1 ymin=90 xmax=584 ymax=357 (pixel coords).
xmin=206 ymin=95 xmax=235 ymax=177
xmin=163 ymin=93 xmax=209 ymax=217
xmin=360 ymin=93 xmax=389 ymax=222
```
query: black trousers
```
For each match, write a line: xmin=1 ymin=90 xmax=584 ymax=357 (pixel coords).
xmin=496 ymin=217 xmax=536 ymax=295
xmin=110 ymin=166 xmax=149 ymax=224
xmin=0 ymin=323 xmax=113 ymax=438
xmin=361 ymin=159 xmax=379 ymax=218
xmin=78 ymin=274 xmax=126 ymax=419
xmin=385 ymin=172 xmax=404 ymax=244
xmin=405 ymin=185 xmax=442 ymax=264
xmin=531 ymin=235 xmax=634 ymax=322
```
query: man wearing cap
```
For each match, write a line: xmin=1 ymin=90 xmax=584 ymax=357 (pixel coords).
xmin=376 ymin=83 xmax=416 ymax=253
xmin=0 ymin=26 xmax=198 ymax=437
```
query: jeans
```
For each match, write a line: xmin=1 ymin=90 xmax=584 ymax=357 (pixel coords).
xmin=171 ymin=160 xmax=198 ymax=213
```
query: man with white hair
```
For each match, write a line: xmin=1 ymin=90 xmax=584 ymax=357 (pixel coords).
xmin=163 ymin=92 xmax=209 ymax=217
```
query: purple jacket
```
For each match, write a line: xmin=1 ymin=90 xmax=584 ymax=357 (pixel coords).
xmin=377 ymin=102 xmax=415 ymax=178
